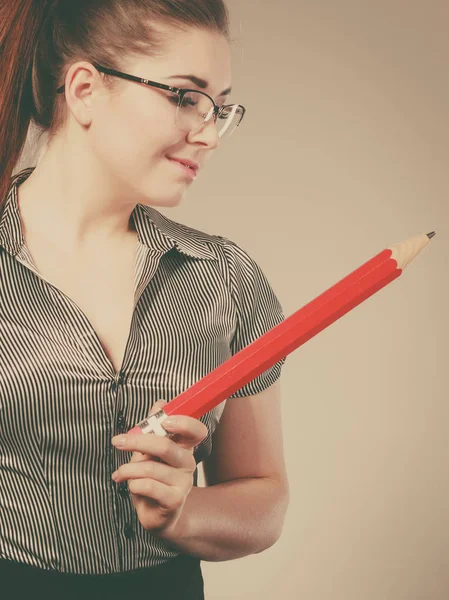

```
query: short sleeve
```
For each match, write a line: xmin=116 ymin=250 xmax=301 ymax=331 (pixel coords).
xmin=216 ymin=236 xmax=288 ymax=398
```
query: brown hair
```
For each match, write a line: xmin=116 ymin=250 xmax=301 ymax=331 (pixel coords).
xmin=0 ymin=0 xmax=231 ymax=215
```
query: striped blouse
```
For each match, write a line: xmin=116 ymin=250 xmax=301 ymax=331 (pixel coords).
xmin=0 ymin=166 xmax=287 ymax=575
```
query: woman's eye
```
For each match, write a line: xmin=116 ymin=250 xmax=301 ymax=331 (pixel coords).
xmin=168 ymin=95 xmax=179 ymax=105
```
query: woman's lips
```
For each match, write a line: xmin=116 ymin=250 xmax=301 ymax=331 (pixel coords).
xmin=167 ymin=158 xmax=198 ymax=179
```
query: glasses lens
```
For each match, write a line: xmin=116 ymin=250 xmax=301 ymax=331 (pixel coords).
xmin=175 ymin=91 xmax=244 ymax=140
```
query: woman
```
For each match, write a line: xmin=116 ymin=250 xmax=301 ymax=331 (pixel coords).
xmin=0 ymin=1 xmax=289 ymax=597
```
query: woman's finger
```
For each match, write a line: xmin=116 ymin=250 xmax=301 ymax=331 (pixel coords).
xmin=160 ymin=415 xmax=208 ymax=450
xmin=127 ymin=477 xmax=185 ymax=511
xmin=112 ymin=433 xmax=197 ymax=470
xmin=112 ymin=459 xmax=193 ymax=486
xmin=140 ymin=399 xmax=208 ymax=450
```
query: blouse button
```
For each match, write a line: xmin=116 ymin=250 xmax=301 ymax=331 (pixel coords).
xmin=118 ymin=481 xmax=128 ymax=499
xmin=124 ymin=523 xmax=134 ymax=539
xmin=117 ymin=412 xmax=127 ymax=433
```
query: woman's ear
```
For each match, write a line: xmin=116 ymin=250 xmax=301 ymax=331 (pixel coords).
xmin=63 ymin=61 xmax=102 ymax=127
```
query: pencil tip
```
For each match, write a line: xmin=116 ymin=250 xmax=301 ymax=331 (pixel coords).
xmin=427 ymin=231 xmax=436 ymax=239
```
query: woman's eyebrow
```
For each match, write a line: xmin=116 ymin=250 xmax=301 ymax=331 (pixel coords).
xmin=167 ymin=74 xmax=232 ymax=97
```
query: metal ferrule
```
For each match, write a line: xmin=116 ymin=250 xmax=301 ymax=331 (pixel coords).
xmin=136 ymin=409 xmax=173 ymax=437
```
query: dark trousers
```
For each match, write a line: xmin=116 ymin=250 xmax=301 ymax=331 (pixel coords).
xmin=0 ymin=553 xmax=205 ymax=599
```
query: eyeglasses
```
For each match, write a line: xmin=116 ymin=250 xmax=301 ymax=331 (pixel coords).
xmin=56 ymin=62 xmax=246 ymax=141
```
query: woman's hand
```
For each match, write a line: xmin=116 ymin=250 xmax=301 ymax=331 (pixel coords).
xmin=111 ymin=400 xmax=208 ymax=535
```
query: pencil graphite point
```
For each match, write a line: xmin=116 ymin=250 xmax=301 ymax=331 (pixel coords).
xmin=390 ymin=231 xmax=436 ymax=271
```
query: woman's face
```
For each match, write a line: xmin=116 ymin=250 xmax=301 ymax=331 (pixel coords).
xmin=85 ymin=27 xmax=233 ymax=208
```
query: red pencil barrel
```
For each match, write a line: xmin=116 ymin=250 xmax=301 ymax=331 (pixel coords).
xmin=158 ymin=252 xmax=401 ymax=420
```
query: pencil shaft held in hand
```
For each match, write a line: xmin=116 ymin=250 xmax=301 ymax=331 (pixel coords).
xmin=129 ymin=231 xmax=436 ymax=437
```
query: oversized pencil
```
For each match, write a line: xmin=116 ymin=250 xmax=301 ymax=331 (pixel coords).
xmin=128 ymin=231 xmax=436 ymax=437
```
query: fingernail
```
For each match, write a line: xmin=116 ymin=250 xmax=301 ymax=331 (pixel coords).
xmin=163 ymin=417 xmax=178 ymax=428
xmin=112 ymin=436 xmax=126 ymax=447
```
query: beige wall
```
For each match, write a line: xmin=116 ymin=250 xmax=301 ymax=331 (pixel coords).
xmin=193 ymin=2 xmax=449 ymax=598
xmin=15 ymin=1 xmax=448 ymax=598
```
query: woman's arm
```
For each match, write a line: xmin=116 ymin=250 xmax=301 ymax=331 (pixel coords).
xmin=155 ymin=379 xmax=290 ymax=561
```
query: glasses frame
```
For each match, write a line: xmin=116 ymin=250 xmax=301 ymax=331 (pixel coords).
xmin=56 ymin=61 xmax=246 ymax=135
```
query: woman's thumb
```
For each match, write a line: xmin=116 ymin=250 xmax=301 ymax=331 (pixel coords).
xmin=149 ymin=399 xmax=168 ymax=416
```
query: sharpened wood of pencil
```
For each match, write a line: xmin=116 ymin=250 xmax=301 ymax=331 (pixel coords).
xmin=128 ymin=231 xmax=435 ymax=436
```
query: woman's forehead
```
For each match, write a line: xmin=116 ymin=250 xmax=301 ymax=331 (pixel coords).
xmin=129 ymin=29 xmax=232 ymax=92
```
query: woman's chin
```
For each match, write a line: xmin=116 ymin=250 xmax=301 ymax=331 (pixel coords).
xmin=140 ymin=191 xmax=185 ymax=209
